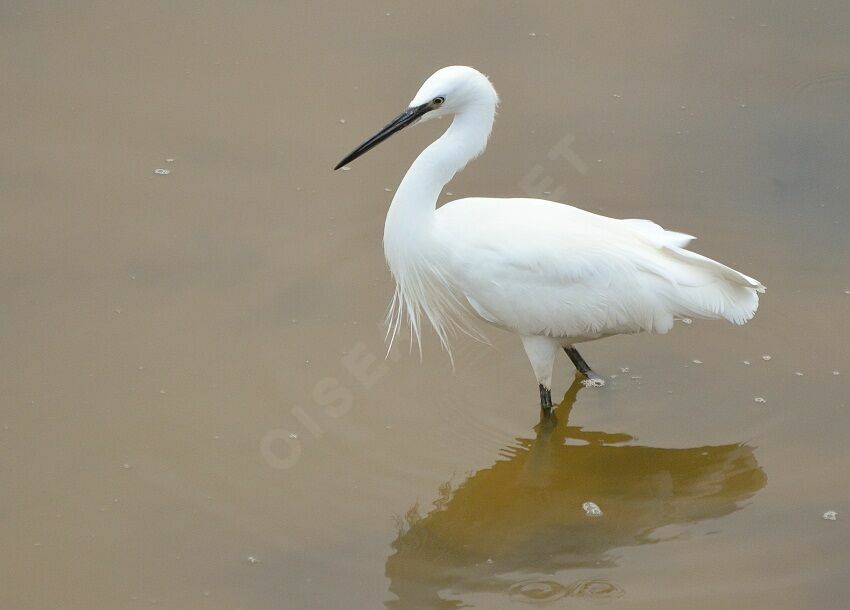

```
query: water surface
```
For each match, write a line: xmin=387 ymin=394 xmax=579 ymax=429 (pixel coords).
xmin=1 ymin=1 xmax=849 ymax=608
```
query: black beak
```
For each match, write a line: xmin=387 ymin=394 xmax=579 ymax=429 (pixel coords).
xmin=334 ymin=103 xmax=431 ymax=170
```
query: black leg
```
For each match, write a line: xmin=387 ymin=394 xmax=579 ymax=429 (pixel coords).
xmin=538 ymin=384 xmax=553 ymax=413
xmin=564 ymin=346 xmax=605 ymax=385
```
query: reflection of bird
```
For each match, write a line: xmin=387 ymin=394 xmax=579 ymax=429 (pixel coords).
xmin=335 ymin=66 xmax=765 ymax=411
xmin=384 ymin=376 xmax=767 ymax=608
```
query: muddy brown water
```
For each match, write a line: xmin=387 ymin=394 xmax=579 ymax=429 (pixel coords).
xmin=1 ymin=1 xmax=849 ymax=608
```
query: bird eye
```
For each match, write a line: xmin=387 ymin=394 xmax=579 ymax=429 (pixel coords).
xmin=432 ymin=96 xmax=445 ymax=106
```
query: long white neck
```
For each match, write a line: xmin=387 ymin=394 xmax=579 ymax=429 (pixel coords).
xmin=381 ymin=96 xmax=496 ymax=356
xmin=384 ymin=104 xmax=495 ymax=254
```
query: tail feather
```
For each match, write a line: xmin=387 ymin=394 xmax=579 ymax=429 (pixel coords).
xmin=623 ymin=218 xmax=695 ymax=248
xmin=665 ymin=246 xmax=766 ymax=293
xmin=654 ymin=246 xmax=765 ymax=326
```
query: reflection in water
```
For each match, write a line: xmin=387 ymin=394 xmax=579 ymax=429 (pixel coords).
xmin=386 ymin=377 xmax=767 ymax=607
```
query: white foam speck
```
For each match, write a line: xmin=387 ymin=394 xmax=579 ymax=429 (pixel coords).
xmin=581 ymin=378 xmax=605 ymax=388
xmin=153 ymin=168 xmax=170 ymax=175
xmin=582 ymin=501 xmax=603 ymax=517
xmin=754 ymin=396 xmax=766 ymax=404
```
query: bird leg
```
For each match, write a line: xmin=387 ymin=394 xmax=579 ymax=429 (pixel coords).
xmin=521 ymin=335 xmax=559 ymax=413
xmin=539 ymin=384 xmax=554 ymax=414
xmin=564 ymin=346 xmax=605 ymax=386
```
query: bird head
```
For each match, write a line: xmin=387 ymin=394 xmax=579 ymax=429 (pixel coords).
xmin=334 ymin=66 xmax=498 ymax=170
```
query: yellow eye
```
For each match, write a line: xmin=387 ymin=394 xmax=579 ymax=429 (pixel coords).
xmin=433 ymin=96 xmax=445 ymax=106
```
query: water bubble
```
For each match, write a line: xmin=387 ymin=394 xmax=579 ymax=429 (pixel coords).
xmin=340 ymin=166 xmax=351 ymax=171
xmin=165 ymin=158 xmax=175 ymax=163
xmin=570 ymin=579 xmax=624 ymax=599
xmin=247 ymin=555 xmax=259 ymax=564
xmin=620 ymin=367 xmax=630 ymax=373
xmin=288 ymin=433 xmax=298 ymax=439
xmin=692 ymin=359 xmax=703 ymax=364
xmin=153 ymin=168 xmax=170 ymax=175
xmin=509 ymin=580 xmax=568 ymax=603
xmin=795 ymin=371 xmax=804 ymax=376
xmin=384 ymin=187 xmax=392 ymax=192
xmin=528 ymin=32 xmax=536 ymax=37
xmin=743 ymin=360 xmax=751 ymax=365
xmin=823 ymin=510 xmax=838 ymax=521
xmin=753 ymin=396 xmax=766 ymax=404
xmin=833 ymin=371 xmax=840 ymax=376
xmin=612 ymin=93 xmax=622 ymax=99
xmin=338 ymin=118 xmax=346 ymax=124
xmin=582 ymin=501 xmax=603 ymax=517
xmin=159 ymin=389 xmax=166 ymax=395
xmin=761 ymin=354 xmax=772 ymax=361
xmin=681 ymin=317 xmax=693 ymax=325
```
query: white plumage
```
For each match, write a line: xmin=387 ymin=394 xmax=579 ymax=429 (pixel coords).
xmin=337 ymin=66 xmax=765 ymax=410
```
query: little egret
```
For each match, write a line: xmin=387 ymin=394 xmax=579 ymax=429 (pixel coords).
xmin=335 ymin=66 xmax=765 ymax=413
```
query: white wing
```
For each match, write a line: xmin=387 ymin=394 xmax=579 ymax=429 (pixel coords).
xmin=435 ymin=198 xmax=764 ymax=340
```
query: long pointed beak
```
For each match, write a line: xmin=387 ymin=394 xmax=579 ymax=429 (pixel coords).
xmin=334 ymin=103 xmax=430 ymax=170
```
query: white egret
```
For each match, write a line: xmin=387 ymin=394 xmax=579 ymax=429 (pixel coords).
xmin=335 ymin=66 xmax=765 ymax=412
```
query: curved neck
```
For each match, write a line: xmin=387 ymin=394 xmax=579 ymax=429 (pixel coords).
xmin=385 ymin=104 xmax=495 ymax=234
